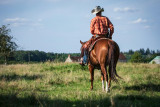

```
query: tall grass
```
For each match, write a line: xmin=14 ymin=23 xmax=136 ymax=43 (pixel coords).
xmin=0 ymin=62 xmax=160 ymax=106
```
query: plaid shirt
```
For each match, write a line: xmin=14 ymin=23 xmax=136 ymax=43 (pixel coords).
xmin=90 ymin=16 xmax=114 ymax=36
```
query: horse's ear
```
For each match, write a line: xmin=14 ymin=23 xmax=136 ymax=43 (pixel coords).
xmin=80 ymin=40 xmax=84 ymax=44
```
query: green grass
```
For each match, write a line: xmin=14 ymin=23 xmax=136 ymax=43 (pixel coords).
xmin=0 ymin=62 xmax=160 ymax=107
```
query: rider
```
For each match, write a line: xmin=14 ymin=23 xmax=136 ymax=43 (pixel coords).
xmin=80 ymin=6 xmax=114 ymax=65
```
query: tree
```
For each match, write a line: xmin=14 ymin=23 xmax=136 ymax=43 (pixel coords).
xmin=145 ymin=48 xmax=151 ymax=55
xmin=128 ymin=49 xmax=134 ymax=54
xmin=157 ymin=50 xmax=160 ymax=55
xmin=0 ymin=25 xmax=17 ymax=64
xmin=139 ymin=48 xmax=145 ymax=55
xmin=130 ymin=51 xmax=143 ymax=63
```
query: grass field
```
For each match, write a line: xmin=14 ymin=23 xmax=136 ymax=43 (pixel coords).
xmin=0 ymin=62 xmax=160 ymax=107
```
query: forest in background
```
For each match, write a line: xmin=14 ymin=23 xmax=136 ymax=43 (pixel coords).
xmin=0 ymin=48 xmax=160 ymax=64
xmin=0 ymin=50 xmax=80 ymax=64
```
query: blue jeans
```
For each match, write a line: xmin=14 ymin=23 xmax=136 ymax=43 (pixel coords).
xmin=83 ymin=50 xmax=88 ymax=64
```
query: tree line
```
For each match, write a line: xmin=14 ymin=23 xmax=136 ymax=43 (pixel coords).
xmin=124 ymin=48 xmax=160 ymax=63
xmin=3 ymin=50 xmax=79 ymax=64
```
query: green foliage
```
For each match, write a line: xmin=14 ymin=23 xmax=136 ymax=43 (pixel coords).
xmin=142 ymin=54 xmax=158 ymax=63
xmin=123 ymin=48 xmax=160 ymax=62
xmin=125 ymin=48 xmax=160 ymax=56
xmin=152 ymin=61 xmax=156 ymax=64
xmin=130 ymin=51 xmax=143 ymax=63
xmin=139 ymin=48 xmax=145 ymax=55
xmin=145 ymin=48 xmax=151 ymax=55
xmin=128 ymin=49 xmax=134 ymax=55
xmin=0 ymin=25 xmax=17 ymax=64
xmin=10 ymin=51 xmax=80 ymax=63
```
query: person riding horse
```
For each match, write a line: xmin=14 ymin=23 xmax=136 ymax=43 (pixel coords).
xmin=80 ymin=6 xmax=114 ymax=65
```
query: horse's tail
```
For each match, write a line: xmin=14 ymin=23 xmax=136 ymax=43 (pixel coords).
xmin=108 ymin=41 xmax=121 ymax=82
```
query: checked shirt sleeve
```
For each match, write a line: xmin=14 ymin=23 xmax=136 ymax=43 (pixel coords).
xmin=90 ymin=18 xmax=96 ymax=35
xmin=106 ymin=17 xmax=114 ymax=36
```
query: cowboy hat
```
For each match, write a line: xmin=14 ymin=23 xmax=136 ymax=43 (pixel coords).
xmin=91 ymin=6 xmax=104 ymax=14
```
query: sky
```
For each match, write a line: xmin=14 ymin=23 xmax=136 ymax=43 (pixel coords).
xmin=0 ymin=0 xmax=160 ymax=53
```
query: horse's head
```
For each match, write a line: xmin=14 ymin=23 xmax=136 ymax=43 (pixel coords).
xmin=80 ymin=40 xmax=86 ymax=57
xmin=80 ymin=40 xmax=86 ymax=47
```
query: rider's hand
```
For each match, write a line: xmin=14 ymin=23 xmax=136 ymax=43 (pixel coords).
xmin=109 ymin=36 xmax=112 ymax=39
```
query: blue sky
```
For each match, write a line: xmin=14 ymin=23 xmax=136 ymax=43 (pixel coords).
xmin=0 ymin=0 xmax=160 ymax=53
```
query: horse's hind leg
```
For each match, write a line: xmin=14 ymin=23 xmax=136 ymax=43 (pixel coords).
xmin=101 ymin=72 xmax=105 ymax=91
xmin=100 ymin=64 xmax=109 ymax=93
xmin=89 ymin=64 xmax=94 ymax=90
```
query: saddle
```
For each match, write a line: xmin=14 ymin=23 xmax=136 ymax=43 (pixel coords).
xmin=89 ymin=36 xmax=108 ymax=52
xmin=82 ymin=35 xmax=110 ymax=65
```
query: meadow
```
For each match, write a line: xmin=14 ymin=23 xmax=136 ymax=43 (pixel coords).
xmin=0 ymin=62 xmax=160 ymax=107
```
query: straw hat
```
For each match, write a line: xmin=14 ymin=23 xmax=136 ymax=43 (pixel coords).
xmin=91 ymin=6 xmax=104 ymax=14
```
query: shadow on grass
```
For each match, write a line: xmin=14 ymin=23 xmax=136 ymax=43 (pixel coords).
xmin=125 ymin=83 xmax=160 ymax=92
xmin=0 ymin=94 xmax=110 ymax=107
xmin=0 ymin=94 xmax=160 ymax=107
xmin=0 ymin=74 xmax=43 ymax=81
xmin=113 ymin=95 xmax=160 ymax=107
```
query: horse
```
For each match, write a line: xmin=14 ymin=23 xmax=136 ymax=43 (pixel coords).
xmin=80 ymin=38 xmax=121 ymax=92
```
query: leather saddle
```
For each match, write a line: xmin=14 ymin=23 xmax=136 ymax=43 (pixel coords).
xmin=89 ymin=36 xmax=109 ymax=52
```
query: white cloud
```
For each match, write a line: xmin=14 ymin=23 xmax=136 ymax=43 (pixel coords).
xmin=11 ymin=23 xmax=25 ymax=27
xmin=131 ymin=18 xmax=147 ymax=24
xmin=114 ymin=7 xmax=138 ymax=13
xmin=4 ymin=18 xmax=28 ymax=22
xmin=3 ymin=17 xmax=43 ymax=27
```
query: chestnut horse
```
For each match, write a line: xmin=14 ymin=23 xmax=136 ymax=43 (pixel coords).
xmin=80 ymin=38 xmax=120 ymax=92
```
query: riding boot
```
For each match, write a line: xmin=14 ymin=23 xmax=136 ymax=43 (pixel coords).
xmin=79 ymin=58 xmax=85 ymax=66
xmin=79 ymin=50 xmax=85 ymax=66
